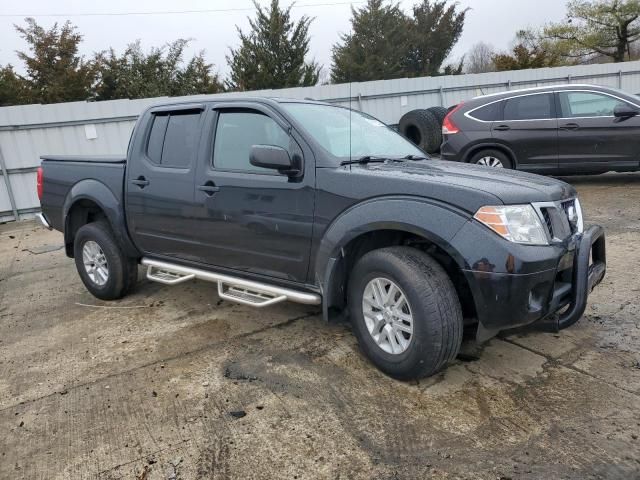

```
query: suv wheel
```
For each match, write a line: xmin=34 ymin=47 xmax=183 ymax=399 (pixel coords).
xmin=469 ymin=149 xmax=513 ymax=169
xmin=73 ymin=220 xmax=138 ymax=300
xmin=348 ymin=246 xmax=463 ymax=379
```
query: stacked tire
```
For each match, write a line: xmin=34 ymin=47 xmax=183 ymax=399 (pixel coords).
xmin=398 ymin=106 xmax=449 ymax=154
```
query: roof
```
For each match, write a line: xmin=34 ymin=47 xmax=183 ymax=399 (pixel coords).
xmin=472 ymin=83 xmax=612 ymax=100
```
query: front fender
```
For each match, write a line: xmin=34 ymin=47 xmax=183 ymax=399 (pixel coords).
xmin=63 ymin=179 xmax=139 ymax=257
xmin=313 ymin=196 xmax=471 ymax=320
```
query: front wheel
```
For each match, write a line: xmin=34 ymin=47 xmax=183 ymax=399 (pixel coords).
xmin=73 ymin=220 xmax=138 ymax=300
xmin=347 ymin=247 xmax=463 ymax=379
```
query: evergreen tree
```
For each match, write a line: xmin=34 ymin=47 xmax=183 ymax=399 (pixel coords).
xmin=331 ymin=0 xmax=410 ymax=83
xmin=94 ymin=40 xmax=223 ymax=101
xmin=0 ymin=65 xmax=27 ymax=106
xmin=226 ymin=0 xmax=321 ymax=91
xmin=405 ymin=0 xmax=467 ymax=77
xmin=15 ymin=18 xmax=96 ymax=104
xmin=331 ymin=0 xmax=466 ymax=82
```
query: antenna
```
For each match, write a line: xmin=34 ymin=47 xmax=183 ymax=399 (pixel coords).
xmin=349 ymin=80 xmax=352 ymax=170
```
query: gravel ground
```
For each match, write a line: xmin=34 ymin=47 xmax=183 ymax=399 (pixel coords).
xmin=1 ymin=172 xmax=639 ymax=479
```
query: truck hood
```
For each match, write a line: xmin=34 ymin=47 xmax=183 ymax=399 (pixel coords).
xmin=355 ymin=159 xmax=576 ymax=207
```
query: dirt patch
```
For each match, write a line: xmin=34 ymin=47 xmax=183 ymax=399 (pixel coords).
xmin=1 ymin=173 xmax=639 ymax=479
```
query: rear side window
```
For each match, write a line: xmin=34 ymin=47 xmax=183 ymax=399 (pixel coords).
xmin=213 ymin=111 xmax=290 ymax=173
xmin=146 ymin=115 xmax=168 ymax=164
xmin=503 ymin=93 xmax=554 ymax=121
xmin=469 ymin=101 xmax=502 ymax=121
xmin=146 ymin=111 xmax=201 ymax=168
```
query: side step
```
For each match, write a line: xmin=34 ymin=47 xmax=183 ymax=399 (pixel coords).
xmin=142 ymin=258 xmax=321 ymax=308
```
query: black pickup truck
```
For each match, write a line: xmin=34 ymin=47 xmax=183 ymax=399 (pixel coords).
xmin=37 ymin=97 xmax=606 ymax=379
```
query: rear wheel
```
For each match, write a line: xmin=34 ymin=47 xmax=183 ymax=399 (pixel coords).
xmin=73 ymin=220 xmax=138 ymax=300
xmin=469 ymin=149 xmax=513 ymax=169
xmin=347 ymin=246 xmax=463 ymax=379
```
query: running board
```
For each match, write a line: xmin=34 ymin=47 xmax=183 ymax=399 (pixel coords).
xmin=142 ymin=258 xmax=321 ymax=307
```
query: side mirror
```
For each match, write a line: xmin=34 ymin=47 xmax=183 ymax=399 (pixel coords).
xmin=614 ymin=104 xmax=639 ymax=118
xmin=250 ymin=145 xmax=299 ymax=175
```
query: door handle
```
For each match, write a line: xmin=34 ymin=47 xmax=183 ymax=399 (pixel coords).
xmin=198 ymin=182 xmax=220 ymax=196
xmin=560 ymin=123 xmax=580 ymax=131
xmin=131 ymin=176 xmax=149 ymax=188
xmin=493 ymin=124 xmax=510 ymax=131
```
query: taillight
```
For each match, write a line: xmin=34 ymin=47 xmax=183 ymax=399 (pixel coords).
xmin=37 ymin=166 xmax=43 ymax=200
xmin=442 ymin=103 xmax=464 ymax=135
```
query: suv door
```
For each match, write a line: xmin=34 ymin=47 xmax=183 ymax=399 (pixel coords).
xmin=556 ymin=90 xmax=640 ymax=172
xmin=191 ymin=104 xmax=315 ymax=283
xmin=126 ymin=105 xmax=204 ymax=258
xmin=491 ymin=92 xmax=558 ymax=172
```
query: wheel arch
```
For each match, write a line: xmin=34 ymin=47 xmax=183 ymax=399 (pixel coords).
xmin=63 ymin=179 xmax=139 ymax=258
xmin=314 ymin=197 xmax=476 ymax=324
xmin=463 ymin=143 xmax=517 ymax=167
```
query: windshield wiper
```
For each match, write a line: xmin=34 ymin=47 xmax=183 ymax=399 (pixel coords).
xmin=340 ymin=156 xmax=404 ymax=166
xmin=402 ymin=154 xmax=429 ymax=161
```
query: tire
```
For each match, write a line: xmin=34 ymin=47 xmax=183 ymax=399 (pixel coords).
xmin=426 ymin=106 xmax=448 ymax=126
xmin=347 ymin=246 xmax=463 ymax=379
xmin=469 ymin=148 xmax=513 ymax=169
xmin=398 ymin=109 xmax=442 ymax=154
xmin=73 ymin=220 xmax=138 ymax=301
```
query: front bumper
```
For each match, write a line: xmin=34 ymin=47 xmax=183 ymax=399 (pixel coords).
xmin=553 ymin=225 xmax=606 ymax=330
xmin=460 ymin=225 xmax=606 ymax=341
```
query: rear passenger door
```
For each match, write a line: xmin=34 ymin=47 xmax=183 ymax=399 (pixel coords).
xmin=491 ymin=92 xmax=558 ymax=172
xmin=126 ymin=105 xmax=204 ymax=258
xmin=190 ymin=104 xmax=315 ymax=283
xmin=556 ymin=90 xmax=640 ymax=171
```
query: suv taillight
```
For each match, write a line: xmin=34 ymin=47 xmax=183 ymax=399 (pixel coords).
xmin=37 ymin=166 xmax=43 ymax=200
xmin=442 ymin=103 xmax=464 ymax=135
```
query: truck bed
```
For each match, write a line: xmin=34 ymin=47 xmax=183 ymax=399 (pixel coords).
xmin=40 ymin=155 xmax=127 ymax=233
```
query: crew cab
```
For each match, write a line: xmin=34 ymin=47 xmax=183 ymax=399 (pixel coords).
xmin=37 ymin=98 xmax=606 ymax=379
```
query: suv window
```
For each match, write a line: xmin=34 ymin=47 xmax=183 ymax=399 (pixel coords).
xmin=503 ymin=93 xmax=554 ymax=121
xmin=213 ymin=111 xmax=290 ymax=173
xmin=469 ymin=101 xmax=503 ymax=121
xmin=559 ymin=91 xmax=631 ymax=118
xmin=146 ymin=111 xmax=201 ymax=168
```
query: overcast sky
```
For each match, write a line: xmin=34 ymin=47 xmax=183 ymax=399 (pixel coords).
xmin=0 ymin=0 xmax=570 ymax=79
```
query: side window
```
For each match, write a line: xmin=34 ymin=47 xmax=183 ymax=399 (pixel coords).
xmin=559 ymin=91 xmax=630 ymax=118
xmin=469 ymin=101 xmax=503 ymax=121
xmin=213 ymin=111 xmax=290 ymax=173
xmin=161 ymin=113 xmax=201 ymax=168
xmin=146 ymin=115 xmax=168 ymax=164
xmin=503 ymin=94 xmax=554 ymax=121
xmin=145 ymin=111 xmax=201 ymax=168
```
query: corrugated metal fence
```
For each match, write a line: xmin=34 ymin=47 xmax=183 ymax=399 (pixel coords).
xmin=3 ymin=60 xmax=640 ymax=222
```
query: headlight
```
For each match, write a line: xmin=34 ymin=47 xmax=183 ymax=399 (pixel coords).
xmin=474 ymin=205 xmax=549 ymax=245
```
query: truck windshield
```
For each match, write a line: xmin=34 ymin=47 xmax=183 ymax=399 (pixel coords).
xmin=282 ymin=103 xmax=426 ymax=161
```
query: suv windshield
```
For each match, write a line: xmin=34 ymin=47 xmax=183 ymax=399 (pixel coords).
xmin=282 ymin=103 xmax=426 ymax=161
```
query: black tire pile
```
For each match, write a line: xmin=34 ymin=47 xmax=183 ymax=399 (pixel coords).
xmin=398 ymin=106 xmax=449 ymax=154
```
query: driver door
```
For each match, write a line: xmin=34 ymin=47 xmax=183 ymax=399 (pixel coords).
xmin=189 ymin=104 xmax=316 ymax=283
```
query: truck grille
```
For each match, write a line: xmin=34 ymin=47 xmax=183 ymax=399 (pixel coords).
xmin=541 ymin=208 xmax=554 ymax=238
xmin=534 ymin=198 xmax=582 ymax=241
